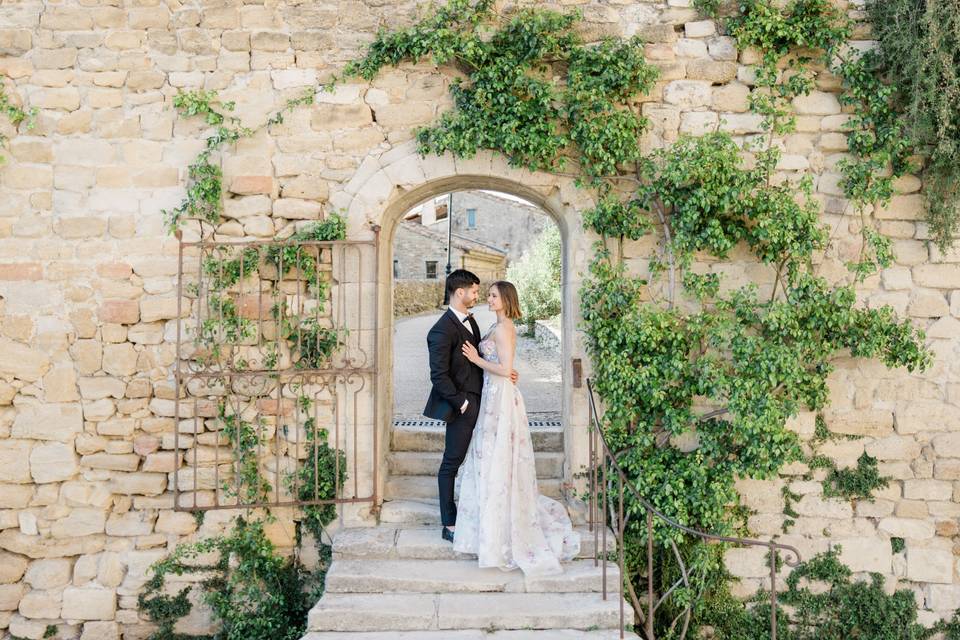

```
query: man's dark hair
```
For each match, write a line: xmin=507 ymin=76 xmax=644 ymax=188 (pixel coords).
xmin=445 ymin=269 xmax=480 ymax=299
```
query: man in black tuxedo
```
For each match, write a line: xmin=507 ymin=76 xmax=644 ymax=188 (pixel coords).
xmin=424 ymin=269 xmax=517 ymax=542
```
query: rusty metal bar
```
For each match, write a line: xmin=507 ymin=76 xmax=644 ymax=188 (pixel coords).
xmin=174 ymin=232 xmax=184 ymax=509
xmin=372 ymin=225 xmax=380 ymax=506
xmin=647 ymin=509 xmax=654 ymax=640
xmin=601 ymin=445 xmax=608 ymax=601
xmin=618 ymin=471 xmax=625 ymax=638
xmin=770 ymin=542 xmax=778 ymax=640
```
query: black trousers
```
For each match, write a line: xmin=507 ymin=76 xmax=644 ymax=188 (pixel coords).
xmin=437 ymin=391 xmax=480 ymax=527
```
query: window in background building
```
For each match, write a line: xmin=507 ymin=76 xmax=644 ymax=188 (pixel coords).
xmin=393 ymin=258 xmax=400 ymax=278
xmin=466 ymin=208 xmax=477 ymax=229
xmin=425 ymin=260 xmax=438 ymax=279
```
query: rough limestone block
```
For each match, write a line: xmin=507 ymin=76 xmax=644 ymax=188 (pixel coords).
xmin=724 ymin=546 xmax=770 ymax=578
xmin=0 ymin=338 xmax=50 ymax=382
xmin=663 ymin=80 xmax=712 ymax=107
xmin=80 ymin=621 xmax=120 ymax=640
xmin=0 ymin=441 xmax=33 ymax=483
xmin=878 ymin=517 xmax=936 ymax=539
xmin=0 ymin=583 xmax=25 ymax=611
xmin=913 ymin=264 xmax=960 ymax=289
xmin=30 ymin=442 xmax=78 ymax=483
xmin=903 ymin=480 xmax=953 ymax=501
xmin=51 ymin=509 xmax=106 ymax=539
xmin=24 ymin=559 xmax=72 ymax=590
xmin=792 ymin=91 xmax=841 ymax=115
xmin=0 ymin=552 xmax=28 ymax=585
xmin=17 ymin=588 xmax=62 ymax=619
xmin=906 ymin=547 xmax=953 ymax=584
xmin=684 ymin=20 xmax=716 ymax=38
xmin=61 ymin=586 xmax=116 ymax=621
xmin=897 ymin=401 xmax=960 ymax=433
xmin=834 ymin=538 xmax=892 ymax=573
xmin=822 ymin=409 xmax=893 ymax=438
xmin=12 ymin=403 xmax=83 ymax=442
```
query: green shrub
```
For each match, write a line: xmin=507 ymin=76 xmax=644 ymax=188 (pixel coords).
xmin=507 ymin=225 xmax=562 ymax=334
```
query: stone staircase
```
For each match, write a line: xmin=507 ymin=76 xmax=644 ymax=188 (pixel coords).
xmin=382 ymin=420 xmax=565 ymax=510
xmin=302 ymin=524 xmax=637 ymax=638
xmin=300 ymin=420 xmax=640 ymax=638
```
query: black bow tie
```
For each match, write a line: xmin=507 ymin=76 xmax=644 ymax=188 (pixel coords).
xmin=462 ymin=313 xmax=473 ymax=324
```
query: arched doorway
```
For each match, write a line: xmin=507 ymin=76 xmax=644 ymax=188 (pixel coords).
xmin=386 ymin=188 xmax=565 ymax=520
xmin=332 ymin=147 xmax=596 ymax=527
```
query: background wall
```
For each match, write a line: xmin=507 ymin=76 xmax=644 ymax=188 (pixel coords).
xmin=0 ymin=0 xmax=958 ymax=637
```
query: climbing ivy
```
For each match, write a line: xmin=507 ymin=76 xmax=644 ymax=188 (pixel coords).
xmin=163 ymin=88 xmax=314 ymax=233
xmin=335 ymin=0 xmax=933 ymax=635
xmin=0 ymin=76 xmax=36 ymax=164
xmin=155 ymin=0 xmax=949 ymax=635
xmin=865 ymin=0 xmax=960 ymax=251
xmin=290 ymin=392 xmax=348 ymax=543
xmin=345 ymin=0 xmax=658 ymax=185
xmin=150 ymin=84 xmax=347 ymax=639
xmin=700 ymin=548 xmax=941 ymax=639
xmin=138 ymin=516 xmax=331 ymax=640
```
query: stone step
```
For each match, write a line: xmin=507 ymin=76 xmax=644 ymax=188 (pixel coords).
xmin=384 ymin=475 xmax=563 ymax=501
xmin=388 ymin=451 xmax=564 ymax=479
xmin=306 ymin=592 xmax=629 ymax=632
xmin=332 ymin=525 xmax=616 ymax=561
xmin=391 ymin=424 xmax=564 ymax=453
xmin=325 ymin=558 xmax=620 ymax=594
xmin=304 ymin=630 xmax=642 ymax=639
xmin=380 ymin=499 xmax=440 ymax=525
xmin=379 ymin=498 xmax=602 ymax=532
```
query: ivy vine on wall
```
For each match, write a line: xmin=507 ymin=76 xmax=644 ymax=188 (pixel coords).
xmin=0 ymin=76 xmax=36 ymax=164
xmin=332 ymin=0 xmax=937 ymax=635
xmin=140 ymin=83 xmax=347 ymax=639
xmin=864 ymin=0 xmax=960 ymax=251
xmin=146 ymin=0 xmax=953 ymax=635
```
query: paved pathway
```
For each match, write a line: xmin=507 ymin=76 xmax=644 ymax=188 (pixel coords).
xmin=392 ymin=304 xmax=561 ymax=419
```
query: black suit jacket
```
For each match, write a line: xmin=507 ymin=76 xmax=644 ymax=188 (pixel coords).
xmin=423 ymin=309 xmax=483 ymax=422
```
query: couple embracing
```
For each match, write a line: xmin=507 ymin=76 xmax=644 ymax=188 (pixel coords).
xmin=423 ymin=269 xmax=580 ymax=577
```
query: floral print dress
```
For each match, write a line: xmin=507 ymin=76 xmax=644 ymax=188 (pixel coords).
xmin=452 ymin=323 xmax=580 ymax=576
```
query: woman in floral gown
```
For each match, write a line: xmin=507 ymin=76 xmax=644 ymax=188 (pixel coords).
xmin=452 ymin=281 xmax=580 ymax=576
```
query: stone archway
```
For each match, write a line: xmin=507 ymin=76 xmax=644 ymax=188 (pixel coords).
xmin=331 ymin=143 xmax=597 ymax=524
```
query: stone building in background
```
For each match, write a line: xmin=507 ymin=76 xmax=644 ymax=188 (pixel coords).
xmin=393 ymin=212 xmax=508 ymax=282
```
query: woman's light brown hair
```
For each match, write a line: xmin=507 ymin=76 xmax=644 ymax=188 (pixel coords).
xmin=491 ymin=281 xmax=522 ymax=320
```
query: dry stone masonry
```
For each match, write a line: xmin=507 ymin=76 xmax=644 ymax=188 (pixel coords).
xmin=0 ymin=0 xmax=958 ymax=638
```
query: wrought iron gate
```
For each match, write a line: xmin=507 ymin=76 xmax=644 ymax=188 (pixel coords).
xmin=172 ymin=224 xmax=379 ymax=512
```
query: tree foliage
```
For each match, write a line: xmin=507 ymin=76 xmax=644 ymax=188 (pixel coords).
xmin=507 ymin=225 xmax=562 ymax=333
xmin=865 ymin=0 xmax=960 ymax=251
xmin=342 ymin=0 xmax=932 ymax=634
xmin=346 ymin=0 xmax=658 ymax=184
xmin=700 ymin=548 xmax=936 ymax=640
xmin=150 ymin=0 xmax=947 ymax=635
xmin=138 ymin=517 xmax=331 ymax=640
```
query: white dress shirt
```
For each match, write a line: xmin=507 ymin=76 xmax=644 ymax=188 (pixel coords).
xmin=450 ymin=306 xmax=474 ymax=335
xmin=450 ymin=307 xmax=473 ymax=412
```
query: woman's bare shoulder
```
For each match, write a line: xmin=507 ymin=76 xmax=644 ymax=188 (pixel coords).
xmin=495 ymin=318 xmax=516 ymax=339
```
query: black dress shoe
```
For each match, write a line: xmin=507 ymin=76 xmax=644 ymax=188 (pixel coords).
xmin=441 ymin=526 xmax=455 ymax=543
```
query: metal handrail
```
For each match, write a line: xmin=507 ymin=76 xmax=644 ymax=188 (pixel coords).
xmin=586 ymin=378 xmax=801 ymax=640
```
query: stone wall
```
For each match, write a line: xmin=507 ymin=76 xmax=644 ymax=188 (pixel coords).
xmin=393 ymin=280 xmax=445 ymax=318
xmin=0 ymin=0 xmax=957 ymax=638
